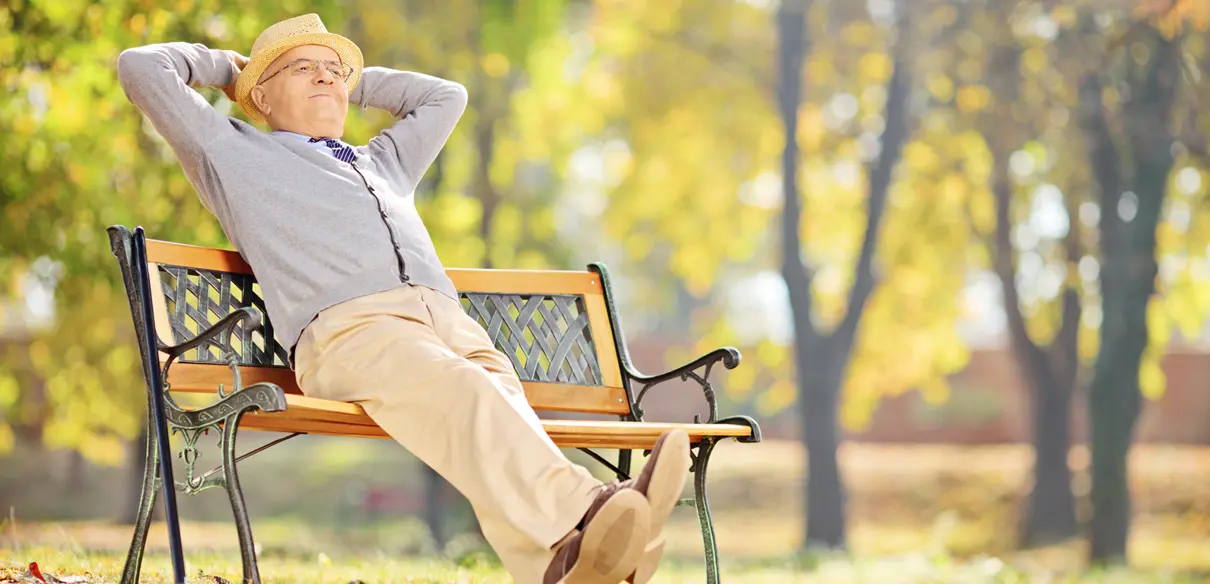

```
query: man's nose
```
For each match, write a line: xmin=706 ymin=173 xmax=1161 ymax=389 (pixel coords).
xmin=313 ymin=68 xmax=335 ymax=84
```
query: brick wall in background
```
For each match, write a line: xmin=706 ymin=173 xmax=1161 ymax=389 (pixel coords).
xmin=620 ymin=336 xmax=1210 ymax=445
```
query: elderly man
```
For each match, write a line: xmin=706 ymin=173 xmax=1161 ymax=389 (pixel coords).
xmin=117 ymin=13 xmax=689 ymax=584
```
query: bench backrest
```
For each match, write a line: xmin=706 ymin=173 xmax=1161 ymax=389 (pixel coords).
xmin=108 ymin=226 xmax=633 ymax=416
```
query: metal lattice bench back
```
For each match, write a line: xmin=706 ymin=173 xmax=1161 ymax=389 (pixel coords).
xmin=155 ymin=266 xmax=612 ymax=386
xmin=117 ymin=229 xmax=632 ymax=415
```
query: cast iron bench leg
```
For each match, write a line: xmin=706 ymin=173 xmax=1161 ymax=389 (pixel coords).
xmin=222 ymin=411 xmax=262 ymax=584
xmin=120 ymin=396 xmax=161 ymax=584
xmin=693 ymin=437 xmax=721 ymax=584
xmin=616 ymin=449 xmax=633 ymax=481
xmin=120 ymin=382 xmax=283 ymax=583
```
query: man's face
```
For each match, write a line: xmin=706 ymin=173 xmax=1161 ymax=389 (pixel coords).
xmin=250 ymin=44 xmax=350 ymax=138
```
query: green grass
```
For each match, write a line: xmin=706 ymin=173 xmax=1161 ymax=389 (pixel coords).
xmin=5 ymin=548 xmax=502 ymax=583
xmin=4 ymin=546 xmax=1209 ymax=583
xmin=5 ymin=441 xmax=1210 ymax=582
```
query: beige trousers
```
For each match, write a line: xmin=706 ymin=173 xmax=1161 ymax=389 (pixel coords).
xmin=292 ymin=284 xmax=603 ymax=584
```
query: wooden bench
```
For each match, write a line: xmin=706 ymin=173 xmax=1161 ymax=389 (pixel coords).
xmin=108 ymin=225 xmax=760 ymax=584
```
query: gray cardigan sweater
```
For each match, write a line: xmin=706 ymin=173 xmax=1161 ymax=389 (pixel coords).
xmin=117 ymin=42 xmax=468 ymax=361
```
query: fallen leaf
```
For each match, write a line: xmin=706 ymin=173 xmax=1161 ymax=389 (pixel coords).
xmin=25 ymin=563 xmax=46 ymax=584
xmin=19 ymin=563 xmax=84 ymax=584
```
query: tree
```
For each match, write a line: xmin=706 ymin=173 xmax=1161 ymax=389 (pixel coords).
xmin=0 ymin=1 xmax=332 ymax=501
xmin=918 ymin=0 xmax=1209 ymax=550
xmin=988 ymin=39 xmax=1084 ymax=551
xmin=776 ymin=0 xmax=915 ymax=547
xmin=1079 ymin=9 xmax=1188 ymax=563
xmin=951 ymin=2 xmax=1089 ymax=546
xmin=578 ymin=0 xmax=983 ymax=551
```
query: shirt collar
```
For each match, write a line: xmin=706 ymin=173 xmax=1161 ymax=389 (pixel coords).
xmin=273 ymin=130 xmax=351 ymax=147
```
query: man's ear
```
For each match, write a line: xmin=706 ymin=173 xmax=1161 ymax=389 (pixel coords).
xmin=250 ymin=86 xmax=271 ymax=117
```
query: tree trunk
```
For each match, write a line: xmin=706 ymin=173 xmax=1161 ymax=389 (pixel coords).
xmin=1081 ymin=27 xmax=1179 ymax=563
xmin=777 ymin=0 xmax=844 ymax=550
xmin=11 ymin=344 xmax=48 ymax=445
xmin=1087 ymin=325 xmax=1144 ymax=561
xmin=475 ymin=108 xmax=499 ymax=269
xmin=1088 ymin=270 xmax=1151 ymax=560
xmin=423 ymin=465 xmax=448 ymax=548
xmin=991 ymin=131 xmax=1080 ymax=546
xmin=778 ymin=0 xmax=909 ymax=551
xmin=801 ymin=359 xmax=847 ymax=548
xmin=1020 ymin=374 xmax=1076 ymax=546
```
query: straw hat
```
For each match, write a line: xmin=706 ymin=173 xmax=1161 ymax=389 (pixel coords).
xmin=234 ymin=13 xmax=363 ymax=123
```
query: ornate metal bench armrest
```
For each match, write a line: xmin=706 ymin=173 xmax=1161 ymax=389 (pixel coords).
xmin=626 ymin=347 xmax=742 ymax=425
xmin=159 ymin=307 xmax=260 ymax=398
xmin=159 ymin=307 xmax=261 ymax=359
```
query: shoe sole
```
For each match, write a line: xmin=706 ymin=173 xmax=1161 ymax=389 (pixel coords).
xmin=628 ymin=430 xmax=691 ymax=584
xmin=629 ymin=539 xmax=666 ymax=584
xmin=557 ymin=489 xmax=651 ymax=584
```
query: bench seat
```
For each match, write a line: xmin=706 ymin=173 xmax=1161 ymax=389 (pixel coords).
xmin=219 ymin=392 xmax=754 ymax=449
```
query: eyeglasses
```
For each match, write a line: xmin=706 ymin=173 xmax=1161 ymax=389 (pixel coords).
xmin=260 ymin=58 xmax=354 ymax=84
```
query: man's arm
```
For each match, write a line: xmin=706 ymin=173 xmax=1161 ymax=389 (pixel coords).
xmin=353 ymin=67 xmax=469 ymax=189
xmin=117 ymin=43 xmax=242 ymax=181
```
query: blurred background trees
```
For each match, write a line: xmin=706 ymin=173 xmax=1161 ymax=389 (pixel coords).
xmin=2 ymin=0 xmax=1209 ymax=570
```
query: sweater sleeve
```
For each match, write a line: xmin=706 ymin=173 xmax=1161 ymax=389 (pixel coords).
xmin=117 ymin=42 xmax=239 ymax=197
xmin=351 ymin=67 xmax=468 ymax=190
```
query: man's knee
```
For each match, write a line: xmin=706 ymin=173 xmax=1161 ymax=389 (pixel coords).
xmin=441 ymin=357 xmax=524 ymax=399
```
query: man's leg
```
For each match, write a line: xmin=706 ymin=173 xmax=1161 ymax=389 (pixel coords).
xmin=417 ymin=286 xmax=688 ymax=583
xmin=292 ymin=286 xmax=641 ymax=584
xmin=414 ymin=287 xmax=607 ymax=576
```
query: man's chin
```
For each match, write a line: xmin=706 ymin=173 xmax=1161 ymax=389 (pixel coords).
xmin=304 ymin=112 xmax=347 ymax=132
xmin=310 ymin=106 xmax=347 ymax=122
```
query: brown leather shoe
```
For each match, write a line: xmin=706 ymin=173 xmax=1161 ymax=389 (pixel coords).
xmin=543 ymin=488 xmax=650 ymax=584
xmin=623 ymin=430 xmax=691 ymax=584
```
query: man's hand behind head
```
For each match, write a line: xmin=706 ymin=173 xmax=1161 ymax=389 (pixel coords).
xmin=223 ymin=51 xmax=249 ymax=102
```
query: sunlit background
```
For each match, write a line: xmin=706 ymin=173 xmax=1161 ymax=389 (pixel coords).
xmin=2 ymin=0 xmax=1210 ymax=582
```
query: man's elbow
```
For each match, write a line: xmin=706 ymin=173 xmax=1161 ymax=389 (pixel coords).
xmin=444 ymin=81 xmax=469 ymax=116
xmin=117 ymin=48 xmax=152 ymax=76
xmin=116 ymin=47 xmax=158 ymax=90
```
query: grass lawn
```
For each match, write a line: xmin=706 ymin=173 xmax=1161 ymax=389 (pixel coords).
xmin=4 ymin=545 xmax=1208 ymax=583
xmin=3 ymin=441 xmax=1210 ymax=582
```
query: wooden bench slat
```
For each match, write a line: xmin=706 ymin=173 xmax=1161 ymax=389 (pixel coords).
xmin=167 ymin=363 xmax=299 ymax=394
xmin=540 ymin=420 xmax=752 ymax=439
xmin=583 ymin=292 xmax=624 ymax=388
xmin=146 ymin=239 xmax=607 ymax=296
xmin=447 ymin=269 xmax=604 ymax=296
xmin=523 ymin=383 xmax=630 ymax=415
xmin=243 ymin=416 xmax=389 ymax=439
xmin=147 ymin=240 xmax=254 ymax=274
xmin=236 ymin=398 xmax=753 ymax=449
